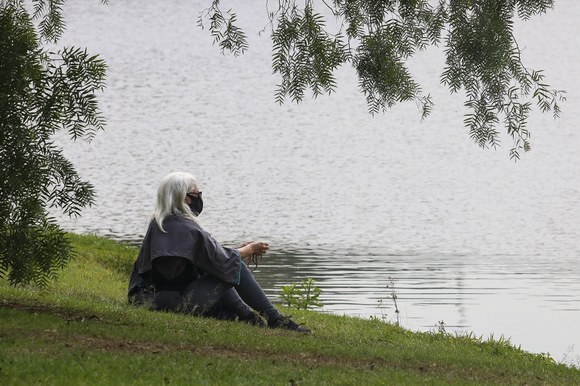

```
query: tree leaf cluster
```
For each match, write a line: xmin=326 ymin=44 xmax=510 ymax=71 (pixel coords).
xmin=200 ymin=0 xmax=565 ymax=158
xmin=198 ymin=0 xmax=249 ymax=57
xmin=271 ymin=5 xmax=348 ymax=104
xmin=0 ymin=1 xmax=106 ymax=286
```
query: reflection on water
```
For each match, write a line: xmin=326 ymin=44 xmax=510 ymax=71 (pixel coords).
xmin=49 ymin=0 xmax=580 ymax=364
xmin=251 ymin=246 xmax=580 ymax=364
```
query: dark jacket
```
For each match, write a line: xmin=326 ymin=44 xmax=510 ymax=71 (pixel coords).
xmin=128 ymin=215 xmax=241 ymax=298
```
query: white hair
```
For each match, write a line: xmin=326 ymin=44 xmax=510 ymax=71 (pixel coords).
xmin=153 ymin=172 xmax=199 ymax=232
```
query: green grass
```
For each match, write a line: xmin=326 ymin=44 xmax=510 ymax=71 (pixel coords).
xmin=1 ymin=233 xmax=579 ymax=385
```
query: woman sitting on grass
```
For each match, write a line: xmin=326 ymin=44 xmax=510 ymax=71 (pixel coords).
xmin=128 ymin=171 xmax=309 ymax=332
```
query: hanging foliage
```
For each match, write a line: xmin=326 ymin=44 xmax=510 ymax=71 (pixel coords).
xmin=200 ymin=0 xmax=565 ymax=159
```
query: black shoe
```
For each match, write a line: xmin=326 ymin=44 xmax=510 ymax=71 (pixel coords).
xmin=239 ymin=312 xmax=266 ymax=327
xmin=268 ymin=315 xmax=311 ymax=333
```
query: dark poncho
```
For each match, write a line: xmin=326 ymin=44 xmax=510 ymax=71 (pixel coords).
xmin=128 ymin=215 xmax=241 ymax=297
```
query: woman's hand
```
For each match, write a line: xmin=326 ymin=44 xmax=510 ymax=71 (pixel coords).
xmin=250 ymin=241 xmax=269 ymax=255
xmin=237 ymin=241 xmax=269 ymax=259
xmin=238 ymin=241 xmax=269 ymax=271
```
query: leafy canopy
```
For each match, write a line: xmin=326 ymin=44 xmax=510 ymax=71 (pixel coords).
xmin=0 ymin=0 xmax=106 ymax=286
xmin=199 ymin=0 xmax=565 ymax=159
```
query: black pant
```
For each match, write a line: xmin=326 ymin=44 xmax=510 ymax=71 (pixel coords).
xmin=134 ymin=263 xmax=280 ymax=321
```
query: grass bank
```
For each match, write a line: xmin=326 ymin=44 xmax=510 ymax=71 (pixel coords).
xmin=1 ymin=234 xmax=578 ymax=385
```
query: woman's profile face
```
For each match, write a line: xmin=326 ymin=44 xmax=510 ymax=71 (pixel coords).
xmin=184 ymin=187 xmax=201 ymax=204
xmin=185 ymin=187 xmax=203 ymax=215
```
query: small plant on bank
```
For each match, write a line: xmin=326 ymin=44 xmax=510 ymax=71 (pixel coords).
xmin=386 ymin=276 xmax=400 ymax=325
xmin=436 ymin=320 xmax=447 ymax=335
xmin=280 ymin=278 xmax=323 ymax=310
xmin=373 ymin=276 xmax=402 ymax=325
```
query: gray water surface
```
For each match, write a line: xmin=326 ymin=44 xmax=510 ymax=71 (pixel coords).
xmin=50 ymin=0 xmax=580 ymax=364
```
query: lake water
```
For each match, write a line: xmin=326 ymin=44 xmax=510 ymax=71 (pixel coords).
xmin=49 ymin=0 xmax=579 ymax=364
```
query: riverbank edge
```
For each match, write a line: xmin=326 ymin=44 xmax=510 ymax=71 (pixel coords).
xmin=0 ymin=233 xmax=579 ymax=385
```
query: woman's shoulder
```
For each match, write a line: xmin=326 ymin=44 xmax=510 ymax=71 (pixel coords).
xmin=164 ymin=214 xmax=203 ymax=231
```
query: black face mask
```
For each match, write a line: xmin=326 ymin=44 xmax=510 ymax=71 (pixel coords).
xmin=188 ymin=196 xmax=203 ymax=216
